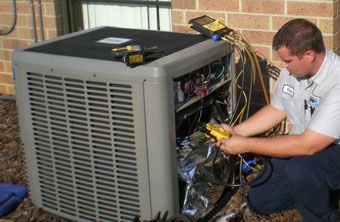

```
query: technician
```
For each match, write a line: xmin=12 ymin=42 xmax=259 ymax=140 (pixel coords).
xmin=215 ymin=18 xmax=340 ymax=222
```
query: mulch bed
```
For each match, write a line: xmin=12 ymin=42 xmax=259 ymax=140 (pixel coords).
xmin=0 ymin=97 xmax=301 ymax=222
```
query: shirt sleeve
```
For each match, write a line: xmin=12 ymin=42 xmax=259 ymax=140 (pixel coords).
xmin=308 ymin=84 xmax=340 ymax=138
xmin=270 ymin=70 xmax=285 ymax=111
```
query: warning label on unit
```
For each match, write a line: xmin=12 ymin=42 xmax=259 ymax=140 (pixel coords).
xmin=97 ymin=37 xmax=132 ymax=45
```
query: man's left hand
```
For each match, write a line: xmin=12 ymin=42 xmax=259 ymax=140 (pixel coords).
xmin=215 ymin=135 xmax=249 ymax=155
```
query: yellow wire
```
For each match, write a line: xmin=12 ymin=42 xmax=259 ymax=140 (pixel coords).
xmin=241 ymin=37 xmax=270 ymax=104
xmin=242 ymin=47 xmax=257 ymax=85
xmin=233 ymin=32 xmax=257 ymax=87
xmin=232 ymin=70 xmax=248 ymax=125
xmin=189 ymin=16 xmax=270 ymax=105
xmin=216 ymin=18 xmax=225 ymax=23
xmin=227 ymin=30 xmax=270 ymax=104
xmin=223 ymin=35 xmax=257 ymax=91
xmin=232 ymin=90 xmax=247 ymax=125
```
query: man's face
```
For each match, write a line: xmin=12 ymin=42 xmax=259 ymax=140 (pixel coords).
xmin=276 ymin=46 xmax=312 ymax=78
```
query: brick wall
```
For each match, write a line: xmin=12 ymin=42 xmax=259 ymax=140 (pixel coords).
xmin=172 ymin=0 xmax=340 ymax=66
xmin=0 ymin=0 xmax=339 ymax=95
xmin=0 ymin=0 xmax=64 ymax=95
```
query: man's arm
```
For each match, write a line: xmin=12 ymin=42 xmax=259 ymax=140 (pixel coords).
xmin=233 ymin=104 xmax=286 ymax=137
xmin=216 ymin=128 xmax=336 ymax=157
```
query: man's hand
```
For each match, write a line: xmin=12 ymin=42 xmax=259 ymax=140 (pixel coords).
xmin=216 ymin=123 xmax=237 ymax=135
xmin=215 ymin=135 xmax=249 ymax=155
xmin=212 ymin=123 xmax=249 ymax=155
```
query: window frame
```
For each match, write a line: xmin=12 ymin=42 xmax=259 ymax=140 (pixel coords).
xmin=63 ymin=0 xmax=172 ymax=33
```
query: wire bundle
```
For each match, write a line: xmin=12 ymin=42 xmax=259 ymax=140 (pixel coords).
xmin=223 ymin=30 xmax=269 ymax=123
xmin=218 ymin=25 xmax=286 ymax=134
xmin=175 ymin=17 xmax=289 ymax=221
xmin=179 ymin=18 xmax=290 ymax=221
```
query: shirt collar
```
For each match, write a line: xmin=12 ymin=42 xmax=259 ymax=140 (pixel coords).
xmin=309 ymin=49 xmax=330 ymax=85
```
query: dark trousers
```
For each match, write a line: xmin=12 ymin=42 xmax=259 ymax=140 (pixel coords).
xmin=247 ymin=144 xmax=340 ymax=222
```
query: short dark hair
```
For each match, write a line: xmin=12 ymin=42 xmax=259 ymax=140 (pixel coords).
xmin=272 ymin=18 xmax=325 ymax=56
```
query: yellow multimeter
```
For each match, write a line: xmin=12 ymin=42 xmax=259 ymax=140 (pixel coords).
xmin=205 ymin=123 xmax=231 ymax=140
xmin=188 ymin=15 xmax=233 ymax=38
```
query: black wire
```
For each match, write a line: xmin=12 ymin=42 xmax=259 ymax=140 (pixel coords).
xmin=197 ymin=186 xmax=238 ymax=222
xmin=204 ymin=149 xmax=270 ymax=187
xmin=0 ymin=0 xmax=17 ymax=35
xmin=188 ymin=108 xmax=201 ymax=133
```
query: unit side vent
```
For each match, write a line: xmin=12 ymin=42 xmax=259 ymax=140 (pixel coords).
xmin=26 ymin=72 xmax=141 ymax=222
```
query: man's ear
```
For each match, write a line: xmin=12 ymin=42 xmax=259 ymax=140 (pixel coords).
xmin=304 ymin=50 xmax=316 ymax=62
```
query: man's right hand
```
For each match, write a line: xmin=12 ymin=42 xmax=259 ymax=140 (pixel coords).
xmin=215 ymin=123 xmax=238 ymax=136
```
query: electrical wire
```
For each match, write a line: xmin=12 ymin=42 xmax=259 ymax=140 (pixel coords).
xmin=215 ymin=66 xmax=225 ymax=79
xmin=37 ymin=0 xmax=44 ymax=41
xmin=232 ymin=78 xmax=248 ymax=126
xmin=179 ymin=16 xmax=288 ymax=220
xmin=0 ymin=0 xmax=17 ymax=35
xmin=200 ymin=23 xmax=278 ymax=190
xmin=222 ymin=31 xmax=270 ymax=105
xmin=29 ymin=0 xmax=38 ymax=42
xmin=228 ymin=45 xmax=247 ymax=125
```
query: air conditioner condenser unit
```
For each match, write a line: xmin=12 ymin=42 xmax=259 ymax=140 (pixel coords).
xmin=13 ymin=26 xmax=235 ymax=222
